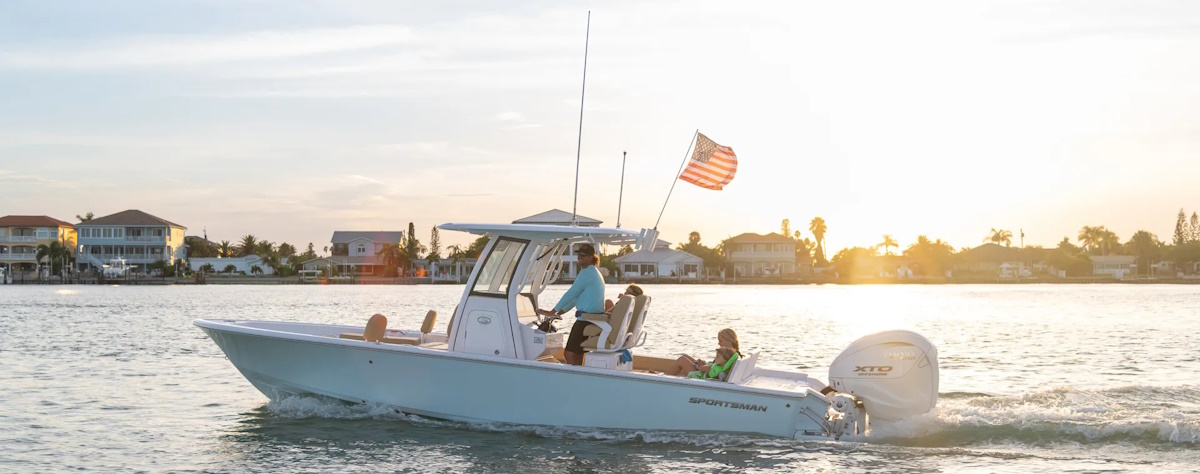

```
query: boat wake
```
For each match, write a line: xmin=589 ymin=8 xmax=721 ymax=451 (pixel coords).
xmin=262 ymin=385 xmax=1199 ymax=448
xmin=871 ymin=385 xmax=1200 ymax=446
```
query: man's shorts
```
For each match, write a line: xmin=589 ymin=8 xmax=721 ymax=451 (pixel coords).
xmin=565 ymin=313 xmax=594 ymax=354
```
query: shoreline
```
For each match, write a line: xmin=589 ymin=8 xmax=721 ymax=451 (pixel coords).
xmin=4 ymin=276 xmax=1199 ymax=286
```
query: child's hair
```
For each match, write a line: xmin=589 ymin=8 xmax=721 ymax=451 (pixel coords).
xmin=714 ymin=347 xmax=736 ymax=364
xmin=718 ymin=328 xmax=741 ymax=357
xmin=624 ymin=283 xmax=644 ymax=297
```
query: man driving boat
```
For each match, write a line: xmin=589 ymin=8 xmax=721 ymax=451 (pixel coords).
xmin=537 ymin=243 xmax=605 ymax=366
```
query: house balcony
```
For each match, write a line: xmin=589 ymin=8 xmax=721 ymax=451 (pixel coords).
xmin=124 ymin=236 xmax=167 ymax=242
xmin=0 ymin=253 xmax=37 ymax=261
xmin=0 ymin=236 xmax=38 ymax=243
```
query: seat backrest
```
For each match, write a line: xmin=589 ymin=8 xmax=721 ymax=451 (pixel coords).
xmin=515 ymin=293 xmax=537 ymax=324
xmin=726 ymin=350 xmax=759 ymax=384
xmin=626 ymin=295 xmax=651 ymax=347
xmin=363 ymin=314 xmax=388 ymax=342
xmin=603 ymin=295 xmax=636 ymax=348
xmin=420 ymin=310 xmax=438 ymax=334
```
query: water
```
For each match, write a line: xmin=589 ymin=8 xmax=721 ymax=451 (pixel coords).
xmin=1 ymin=284 xmax=1198 ymax=472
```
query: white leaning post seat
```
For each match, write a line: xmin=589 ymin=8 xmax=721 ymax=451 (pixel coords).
xmin=579 ymin=295 xmax=634 ymax=353
xmin=626 ymin=295 xmax=651 ymax=348
xmin=726 ymin=349 xmax=759 ymax=384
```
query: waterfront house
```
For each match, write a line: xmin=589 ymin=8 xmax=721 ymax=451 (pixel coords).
xmin=0 ymin=215 xmax=77 ymax=273
xmin=1091 ymin=255 xmax=1136 ymax=278
xmin=512 ymin=209 xmax=602 ymax=280
xmin=189 ymin=255 xmax=282 ymax=275
xmin=954 ymin=243 xmax=1025 ymax=277
xmin=76 ymin=210 xmax=187 ymax=273
xmin=328 ymin=231 xmax=405 ymax=275
xmin=613 ymin=240 xmax=703 ymax=280
xmin=725 ymin=232 xmax=796 ymax=277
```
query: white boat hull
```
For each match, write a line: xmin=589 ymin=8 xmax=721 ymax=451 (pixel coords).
xmin=197 ymin=319 xmax=834 ymax=440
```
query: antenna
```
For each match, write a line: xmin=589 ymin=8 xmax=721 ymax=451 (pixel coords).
xmin=617 ymin=150 xmax=626 ymax=228
xmin=571 ymin=11 xmax=591 ymax=225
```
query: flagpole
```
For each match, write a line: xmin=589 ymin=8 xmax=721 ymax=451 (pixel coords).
xmin=571 ymin=11 xmax=591 ymax=225
xmin=616 ymin=150 xmax=627 ymax=228
xmin=653 ymin=129 xmax=699 ymax=230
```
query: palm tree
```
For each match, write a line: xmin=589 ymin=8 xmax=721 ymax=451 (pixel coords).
xmin=1126 ymin=230 xmax=1159 ymax=275
xmin=377 ymin=243 xmax=405 ymax=277
xmin=688 ymin=231 xmax=701 ymax=246
xmin=238 ymin=235 xmax=257 ymax=257
xmin=447 ymin=244 xmax=465 ymax=264
xmin=277 ymin=242 xmax=296 ymax=258
xmin=76 ymin=212 xmax=94 ymax=222
xmin=218 ymin=240 xmax=233 ymax=258
xmin=985 ymin=228 xmax=1013 ymax=247
xmin=255 ymin=240 xmax=276 ymax=258
xmin=36 ymin=241 xmax=69 ymax=276
xmin=809 ymin=217 xmax=827 ymax=263
xmin=1077 ymin=226 xmax=1102 ymax=254
xmin=879 ymin=234 xmax=898 ymax=256
xmin=1097 ymin=229 xmax=1120 ymax=256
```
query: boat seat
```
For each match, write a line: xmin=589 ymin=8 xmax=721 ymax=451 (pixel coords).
xmin=626 ymin=295 xmax=652 ymax=347
xmin=337 ymin=311 xmax=440 ymax=346
xmin=339 ymin=332 xmax=420 ymax=345
xmin=579 ymin=295 xmax=634 ymax=352
xmin=726 ymin=350 xmax=760 ymax=384
xmin=516 ymin=293 xmax=538 ymax=324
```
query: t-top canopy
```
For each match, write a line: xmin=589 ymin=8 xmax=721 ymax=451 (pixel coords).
xmin=438 ymin=223 xmax=638 ymax=244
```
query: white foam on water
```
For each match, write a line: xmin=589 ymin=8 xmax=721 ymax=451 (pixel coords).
xmin=871 ymin=385 xmax=1200 ymax=445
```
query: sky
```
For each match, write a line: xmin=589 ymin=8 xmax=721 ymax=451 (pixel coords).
xmin=2 ymin=0 xmax=1199 ymax=253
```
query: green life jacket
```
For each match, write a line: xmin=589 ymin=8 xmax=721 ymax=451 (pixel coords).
xmin=704 ymin=352 xmax=740 ymax=380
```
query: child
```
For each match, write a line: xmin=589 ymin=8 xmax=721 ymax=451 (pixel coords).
xmin=687 ymin=347 xmax=739 ymax=381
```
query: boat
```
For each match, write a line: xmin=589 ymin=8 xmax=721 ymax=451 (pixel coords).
xmin=102 ymin=257 xmax=131 ymax=278
xmin=195 ymin=223 xmax=939 ymax=440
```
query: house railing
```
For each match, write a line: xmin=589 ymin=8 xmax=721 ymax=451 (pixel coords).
xmin=0 ymin=236 xmax=38 ymax=243
xmin=124 ymin=236 xmax=167 ymax=242
xmin=0 ymin=253 xmax=37 ymax=261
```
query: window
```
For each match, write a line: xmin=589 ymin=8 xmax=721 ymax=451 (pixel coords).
xmin=640 ymin=264 xmax=656 ymax=275
xmin=624 ymin=264 xmax=638 ymax=274
xmin=357 ymin=244 xmax=367 ymax=254
xmin=471 ymin=237 xmax=528 ymax=297
xmin=103 ymin=228 xmax=112 ymax=238
xmin=37 ymin=229 xmax=49 ymax=239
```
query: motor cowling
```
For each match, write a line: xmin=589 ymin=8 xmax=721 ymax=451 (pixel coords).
xmin=827 ymin=330 xmax=938 ymax=421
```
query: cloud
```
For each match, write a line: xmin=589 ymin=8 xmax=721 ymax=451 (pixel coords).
xmin=495 ymin=111 xmax=523 ymax=122
xmin=0 ymin=25 xmax=414 ymax=69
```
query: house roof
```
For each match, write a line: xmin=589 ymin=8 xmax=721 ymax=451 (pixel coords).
xmin=331 ymin=231 xmax=405 ymax=244
xmin=512 ymin=209 xmax=602 ymax=226
xmin=726 ymin=232 xmax=794 ymax=244
xmin=613 ymin=248 xmax=702 ymax=265
xmin=959 ymin=243 xmax=1022 ymax=262
xmin=81 ymin=210 xmax=184 ymax=228
xmin=0 ymin=215 xmax=75 ymax=228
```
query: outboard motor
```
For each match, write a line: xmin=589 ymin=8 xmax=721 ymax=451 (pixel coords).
xmin=828 ymin=330 xmax=939 ymax=422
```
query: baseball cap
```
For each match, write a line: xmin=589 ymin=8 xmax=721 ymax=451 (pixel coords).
xmin=574 ymin=243 xmax=596 ymax=256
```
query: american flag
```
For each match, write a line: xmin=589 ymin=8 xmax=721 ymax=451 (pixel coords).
xmin=679 ymin=132 xmax=737 ymax=190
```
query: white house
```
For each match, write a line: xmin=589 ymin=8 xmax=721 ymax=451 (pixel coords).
xmin=76 ymin=210 xmax=187 ymax=273
xmin=329 ymin=231 xmax=405 ymax=275
xmin=512 ymin=209 xmax=602 ymax=280
xmin=613 ymin=240 xmax=703 ymax=280
xmin=190 ymin=255 xmax=281 ymax=275
xmin=1091 ymin=255 xmax=1135 ymax=278
xmin=725 ymin=232 xmax=797 ymax=277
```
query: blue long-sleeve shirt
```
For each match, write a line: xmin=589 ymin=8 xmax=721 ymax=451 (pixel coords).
xmin=553 ymin=265 xmax=605 ymax=314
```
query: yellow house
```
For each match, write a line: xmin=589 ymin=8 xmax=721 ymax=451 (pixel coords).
xmin=0 ymin=215 xmax=77 ymax=272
